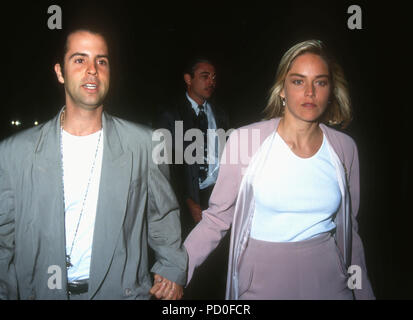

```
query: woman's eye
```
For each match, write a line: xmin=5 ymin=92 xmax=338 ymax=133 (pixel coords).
xmin=292 ymin=79 xmax=303 ymax=85
xmin=316 ymin=80 xmax=328 ymax=86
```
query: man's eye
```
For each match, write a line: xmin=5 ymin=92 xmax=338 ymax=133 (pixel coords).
xmin=98 ymin=60 xmax=108 ymax=65
xmin=74 ymin=58 xmax=84 ymax=63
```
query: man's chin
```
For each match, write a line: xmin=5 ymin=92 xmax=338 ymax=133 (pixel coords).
xmin=66 ymin=92 xmax=106 ymax=111
xmin=80 ymin=97 xmax=106 ymax=109
xmin=74 ymin=101 xmax=105 ymax=111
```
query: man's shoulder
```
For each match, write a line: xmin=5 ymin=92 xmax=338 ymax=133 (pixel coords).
xmin=0 ymin=123 xmax=46 ymax=154
xmin=160 ymin=93 xmax=194 ymax=114
xmin=109 ymin=114 xmax=152 ymax=137
xmin=107 ymin=114 xmax=157 ymax=153
xmin=0 ymin=120 xmax=53 ymax=171
xmin=152 ymin=95 xmax=190 ymax=129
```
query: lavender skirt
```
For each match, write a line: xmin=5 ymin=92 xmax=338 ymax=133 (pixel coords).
xmin=238 ymin=232 xmax=354 ymax=300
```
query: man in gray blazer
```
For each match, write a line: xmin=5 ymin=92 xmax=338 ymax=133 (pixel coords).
xmin=0 ymin=27 xmax=187 ymax=299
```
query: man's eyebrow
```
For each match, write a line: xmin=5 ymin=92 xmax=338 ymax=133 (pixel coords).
xmin=199 ymin=71 xmax=216 ymax=76
xmin=68 ymin=52 xmax=88 ymax=60
xmin=68 ymin=53 xmax=109 ymax=60
xmin=288 ymin=73 xmax=329 ymax=78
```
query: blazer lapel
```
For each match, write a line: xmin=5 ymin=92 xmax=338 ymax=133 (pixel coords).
xmin=88 ymin=112 xmax=132 ymax=298
xmin=32 ymin=109 xmax=69 ymax=290
xmin=180 ymin=99 xmax=200 ymax=200
xmin=210 ymin=103 xmax=224 ymax=129
xmin=180 ymin=97 xmax=197 ymax=132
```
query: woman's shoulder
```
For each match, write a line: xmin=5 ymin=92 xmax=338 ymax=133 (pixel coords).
xmin=236 ymin=118 xmax=278 ymax=132
xmin=322 ymin=124 xmax=356 ymax=145
xmin=320 ymin=123 xmax=358 ymax=161
xmin=222 ymin=119 xmax=280 ymax=164
xmin=228 ymin=118 xmax=278 ymax=143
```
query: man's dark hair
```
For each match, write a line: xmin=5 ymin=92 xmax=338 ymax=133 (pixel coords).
xmin=56 ymin=18 xmax=115 ymax=73
xmin=183 ymin=57 xmax=216 ymax=78
xmin=57 ymin=27 xmax=111 ymax=70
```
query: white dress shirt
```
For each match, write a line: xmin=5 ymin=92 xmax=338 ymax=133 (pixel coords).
xmin=186 ymin=92 xmax=220 ymax=190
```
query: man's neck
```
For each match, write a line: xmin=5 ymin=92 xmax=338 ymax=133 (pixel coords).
xmin=62 ymin=105 xmax=103 ymax=136
xmin=186 ymin=91 xmax=205 ymax=106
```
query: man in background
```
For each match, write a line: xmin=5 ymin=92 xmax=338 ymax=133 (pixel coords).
xmin=154 ymin=58 xmax=229 ymax=299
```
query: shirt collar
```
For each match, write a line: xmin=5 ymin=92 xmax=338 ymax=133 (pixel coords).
xmin=186 ymin=92 xmax=208 ymax=115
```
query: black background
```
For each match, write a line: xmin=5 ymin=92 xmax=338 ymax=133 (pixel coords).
xmin=0 ymin=0 xmax=410 ymax=299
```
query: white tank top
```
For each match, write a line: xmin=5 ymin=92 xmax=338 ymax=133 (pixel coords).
xmin=250 ymin=132 xmax=341 ymax=242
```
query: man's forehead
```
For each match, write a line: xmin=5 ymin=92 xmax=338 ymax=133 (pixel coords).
xmin=66 ymin=31 xmax=109 ymax=56
xmin=194 ymin=62 xmax=216 ymax=74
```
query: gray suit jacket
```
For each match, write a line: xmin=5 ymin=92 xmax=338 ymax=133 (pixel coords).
xmin=0 ymin=109 xmax=188 ymax=300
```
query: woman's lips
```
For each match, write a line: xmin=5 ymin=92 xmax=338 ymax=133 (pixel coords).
xmin=302 ymin=103 xmax=316 ymax=108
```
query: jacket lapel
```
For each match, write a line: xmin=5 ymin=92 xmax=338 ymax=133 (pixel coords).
xmin=32 ymin=109 xmax=69 ymax=291
xmin=210 ymin=103 xmax=227 ymax=130
xmin=180 ymin=98 xmax=200 ymax=199
xmin=180 ymin=97 xmax=197 ymax=132
xmin=88 ymin=112 xmax=132 ymax=298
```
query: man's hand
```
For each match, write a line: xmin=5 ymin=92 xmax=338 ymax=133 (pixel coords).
xmin=149 ymin=274 xmax=183 ymax=300
xmin=186 ymin=198 xmax=202 ymax=223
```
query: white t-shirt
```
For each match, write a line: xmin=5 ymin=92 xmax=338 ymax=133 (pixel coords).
xmin=250 ymin=132 xmax=341 ymax=242
xmin=62 ymin=129 xmax=104 ymax=281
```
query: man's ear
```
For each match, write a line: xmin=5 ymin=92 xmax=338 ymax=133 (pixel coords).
xmin=54 ymin=63 xmax=65 ymax=84
xmin=183 ymin=73 xmax=192 ymax=87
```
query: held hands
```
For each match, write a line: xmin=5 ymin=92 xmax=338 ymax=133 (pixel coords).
xmin=149 ymin=274 xmax=183 ymax=300
xmin=186 ymin=198 xmax=202 ymax=223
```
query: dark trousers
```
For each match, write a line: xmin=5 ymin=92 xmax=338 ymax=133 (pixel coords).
xmin=184 ymin=184 xmax=230 ymax=300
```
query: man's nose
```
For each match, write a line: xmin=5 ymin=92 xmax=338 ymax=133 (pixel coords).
xmin=208 ymin=76 xmax=216 ymax=87
xmin=87 ymin=61 xmax=98 ymax=75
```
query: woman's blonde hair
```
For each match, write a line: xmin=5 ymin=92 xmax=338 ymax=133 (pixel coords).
xmin=263 ymin=40 xmax=352 ymax=128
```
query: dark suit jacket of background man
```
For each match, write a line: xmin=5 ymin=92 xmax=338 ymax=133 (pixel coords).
xmin=154 ymin=94 xmax=229 ymax=238
xmin=153 ymin=95 xmax=229 ymax=299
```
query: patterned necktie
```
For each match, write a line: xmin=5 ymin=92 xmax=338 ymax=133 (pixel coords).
xmin=197 ymin=105 xmax=208 ymax=183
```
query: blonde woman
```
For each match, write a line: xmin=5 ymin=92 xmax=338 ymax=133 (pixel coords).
xmin=184 ymin=40 xmax=375 ymax=299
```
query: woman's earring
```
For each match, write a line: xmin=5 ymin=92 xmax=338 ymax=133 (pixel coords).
xmin=282 ymin=98 xmax=286 ymax=107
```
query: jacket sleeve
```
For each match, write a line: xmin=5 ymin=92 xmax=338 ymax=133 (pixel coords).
xmin=147 ymin=137 xmax=188 ymax=286
xmin=0 ymin=150 xmax=18 ymax=299
xmin=184 ymin=130 xmax=242 ymax=284
xmin=348 ymin=141 xmax=375 ymax=299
